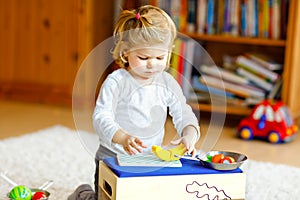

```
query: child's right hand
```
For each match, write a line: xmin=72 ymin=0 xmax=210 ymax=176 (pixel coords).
xmin=112 ymin=129 xmax=147 ymax=155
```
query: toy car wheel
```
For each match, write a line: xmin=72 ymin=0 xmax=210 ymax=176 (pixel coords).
xmin=268 ymin=131 xmax=281 ymax=143
xmin=238 ymin=127 xmax=253 ymax=140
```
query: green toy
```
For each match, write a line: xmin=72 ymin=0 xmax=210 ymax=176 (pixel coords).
xmin=9 ymin=185 xmax=32 ymax=200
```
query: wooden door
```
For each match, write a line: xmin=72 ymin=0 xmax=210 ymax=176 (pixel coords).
xmin=0 ymin=0 xmax=113 ymax=105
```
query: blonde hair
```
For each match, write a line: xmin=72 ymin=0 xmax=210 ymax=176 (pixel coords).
xmin=112 ymin=5 xmax=177 ymax=68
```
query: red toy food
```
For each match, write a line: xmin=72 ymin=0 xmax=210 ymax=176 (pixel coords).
xmin=211 ymin=154 xmax=224 ymax=163
xmin=220 ymin=156 xmax=236 ymax=164
xmin=238 ymin=100 xmax=298 ymax=143
xmin=211 ymin=154 xmax=236 ymax=164
xmin=32 ymin=191 xmax=47 ymax=200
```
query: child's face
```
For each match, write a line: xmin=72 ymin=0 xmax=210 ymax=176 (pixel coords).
xmin=125 ymin=44 xmax=170 ymax=81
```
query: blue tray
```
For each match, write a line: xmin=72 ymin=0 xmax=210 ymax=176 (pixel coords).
xmin=103 ymin=157 xmax=242 ymax=178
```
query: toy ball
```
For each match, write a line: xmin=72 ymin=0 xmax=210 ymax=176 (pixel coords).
xmin=9 ymin=185 xmax=32 ymax=200
xmin=32 ymin=191 xmax=47 ymax=200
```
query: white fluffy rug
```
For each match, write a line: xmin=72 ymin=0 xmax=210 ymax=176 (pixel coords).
xmin=1 ymin=125 xmax=300 ymax=200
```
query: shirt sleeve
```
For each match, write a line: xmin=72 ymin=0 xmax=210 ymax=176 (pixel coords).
xmin=164 ymin=73 xmax=200 ymax=140
xmin=93 ymin=75 xmax=121 ymax=146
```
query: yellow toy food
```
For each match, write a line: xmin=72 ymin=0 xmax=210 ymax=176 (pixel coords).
xmin=152 ymin=143 xmax=187 ymax=161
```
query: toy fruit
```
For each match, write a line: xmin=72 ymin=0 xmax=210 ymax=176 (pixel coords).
xmin=210 ymin=154 xmax=236 ymax=164
xmin=211 ymin=154 xmax=224 ymax=163
xmin=9 ymin=185 xmax=32 ymax=200
xmin=152 ymin=143 xmax=187 ymax=161
xmin=32 ymin=191 xmax=47 ymax=200
xmin=220 ymin=156 xmax=236 ymax=164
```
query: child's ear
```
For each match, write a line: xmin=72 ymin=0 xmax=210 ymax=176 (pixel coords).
xmin=121 ymin=41 xmax=130 ymax=52
xmin=123 ymin=50 xmax=128 ymax=57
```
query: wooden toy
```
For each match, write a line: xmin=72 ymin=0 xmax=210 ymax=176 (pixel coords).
xmin=98 ymin=157 xmax=246 ymax=200
xmin=117 ymin=154 xmax=182 ymax=167
xmin=152 ymin=143 xmax=186 ymax=161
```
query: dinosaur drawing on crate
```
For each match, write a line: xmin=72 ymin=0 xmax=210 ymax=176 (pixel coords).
xmin=186 ymin=181 xmax=231 ymax=200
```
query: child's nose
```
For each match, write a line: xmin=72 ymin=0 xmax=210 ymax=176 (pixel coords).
xmin=147 ymin=59 xmax=155 ymax=68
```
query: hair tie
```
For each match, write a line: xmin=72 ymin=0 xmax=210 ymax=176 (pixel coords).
xmin=135 ymin=13 xmax=141 ymax=20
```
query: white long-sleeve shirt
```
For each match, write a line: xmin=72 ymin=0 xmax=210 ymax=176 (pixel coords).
xmin=93 ymin=68 xmax=200 ymax=158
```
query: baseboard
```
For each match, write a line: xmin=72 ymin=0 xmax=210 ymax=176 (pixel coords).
xmin=0 ymin=81 xmax=72 ymax=106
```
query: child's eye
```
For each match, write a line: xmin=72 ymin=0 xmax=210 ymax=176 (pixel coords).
xmin=138 ymin=56 xmax=148 ymax=60
xmin=157 ymin=57 xmax=165 ymax=60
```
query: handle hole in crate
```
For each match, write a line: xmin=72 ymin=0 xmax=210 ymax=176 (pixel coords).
xmin=103 ymin=180 xmax=112 ymax=196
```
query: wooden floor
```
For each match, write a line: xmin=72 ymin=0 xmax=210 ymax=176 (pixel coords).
xmin=1 ymin=100 xmax=300 ymax=168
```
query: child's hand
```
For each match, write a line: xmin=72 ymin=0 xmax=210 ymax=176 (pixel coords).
xmin=121 ymin=135 xmax=147 ymax=155
xmin=170 ymin=125 xmax=199 ymax=156
xmin=112 ymin=129 xmax=147 ymax=155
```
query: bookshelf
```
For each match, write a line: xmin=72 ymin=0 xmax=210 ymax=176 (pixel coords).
xmin=185 ymin=34 xmax=286 ymax=115
xmin=189 ymin=101 xmax=251 ymax=115
xmin=119 ymin=0 xmax=300 ymax=118
xmin=185 ymin=34 xmax=286 ymax=46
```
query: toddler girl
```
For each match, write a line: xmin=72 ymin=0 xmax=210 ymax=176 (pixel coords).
xmin=69 ymin=5 xmax=200 ymax=200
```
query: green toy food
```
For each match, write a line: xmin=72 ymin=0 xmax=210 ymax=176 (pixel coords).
xmin=9 ymin=185 xmax=32 ymax=200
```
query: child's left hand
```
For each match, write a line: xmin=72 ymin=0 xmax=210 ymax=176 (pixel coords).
xmin=170 ymin=125 xmax=199 ymax=156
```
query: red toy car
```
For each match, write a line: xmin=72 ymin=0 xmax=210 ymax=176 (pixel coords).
xmin=238 ymin=100 xmax=298 ymax=143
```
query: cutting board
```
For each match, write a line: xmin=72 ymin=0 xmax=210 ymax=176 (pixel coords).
xmin=117 ymin=154 xmax=182 ymax=167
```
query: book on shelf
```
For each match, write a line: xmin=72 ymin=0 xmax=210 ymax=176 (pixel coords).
xmin=244 ymin=0 xmax=258 ymax=37
xmin=196 ymin=0 xmax=207 ymax=34
xmin=200 ymin=74 xmax=265 ymax=99
xmin=236 ymin=67 xmax=274 ymax=91
xmin=206 ymin=0 xmax=215 ymax=35
xmin=261 ymin=0 xmax=270 ymax=38
xmin=168 ymin=37 xmax=199 ymax=97
xmin=187 ymin=0 xmax=197 ymax=33
xmin=189 ymin=89 xmax=249 ymax=107
xmin=147 ymin=0 xmax=289 ymax=39
xmin=183 ymin=49 xmax=282 ymax=107
xmin=244 ymin=52 xmax=283 ymax=71
xmin=269 ymin=0 xmax=282 ymax=39
xmin=170 ymin=0 xmax=181 ymax=30
xmin=216 ymin=0 xmax=225 ymax=34
xmin=236 ymin=55 xmax=280 ymax=82
xmin=280 ymin=0 xmax=289 ymax=39
xmin=192 ymin=76 xmax=234 ymax=98
xmin=179 ymin=0 xmax=188 ymax=32
xmin=191 ymin=76 xmax=264 ymax=106
xmin=199 ymin=65 xmax=249 ymax=85
xmin=182 ymin=38 xmax=196 ymax=97
xmin=267 ymin=77 xmax=282 ymax=99
xmin=177 ymin=39 xmax=186 ymax=86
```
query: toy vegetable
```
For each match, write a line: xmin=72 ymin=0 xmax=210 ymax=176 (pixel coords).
xmin=9 ymin=185 xmax=32 ymax=200
xmin=211 ymin=154 xmax=236 ymax=164
xmin=32 ymin=191 xmax=47 ymax=200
